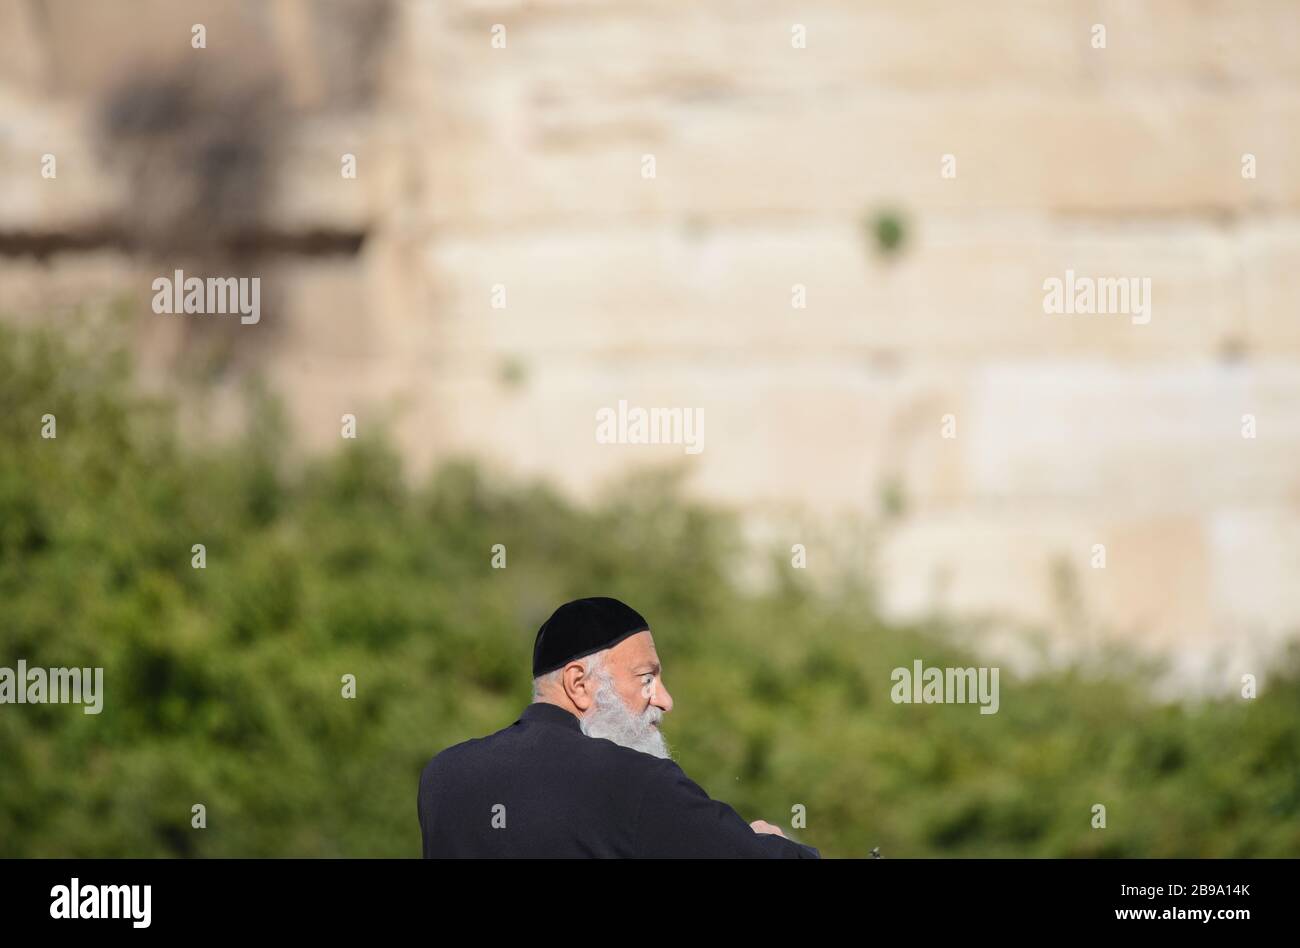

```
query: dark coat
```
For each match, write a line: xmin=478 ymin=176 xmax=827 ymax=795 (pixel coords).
xmin=418 ymin=701 xmax=820 ymax=858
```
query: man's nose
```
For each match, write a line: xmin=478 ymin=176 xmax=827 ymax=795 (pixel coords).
xmin=653 ymin=681 xmax=673 ymax=714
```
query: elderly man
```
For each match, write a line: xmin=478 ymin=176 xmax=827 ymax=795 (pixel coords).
xmin=418 ymin=596 xmax=820 ymax=858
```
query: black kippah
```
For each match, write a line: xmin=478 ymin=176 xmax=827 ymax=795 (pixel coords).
xmin=532 ymin=597 xmax=649 ymax=677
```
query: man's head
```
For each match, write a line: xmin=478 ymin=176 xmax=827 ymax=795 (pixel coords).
xmin=531 ymin=599 xmax=674 ymax=759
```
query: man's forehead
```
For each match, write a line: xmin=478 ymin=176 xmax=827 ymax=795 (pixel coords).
xmin=614 ymin=630 xmax=659 ymax=666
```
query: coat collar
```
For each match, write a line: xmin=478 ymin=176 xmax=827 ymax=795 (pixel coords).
xmin=518 ymin=702 xmax=583 ymax=732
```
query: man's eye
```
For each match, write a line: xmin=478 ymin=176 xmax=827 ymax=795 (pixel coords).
xmin=641 ymin=675 xmax=654 ymax=685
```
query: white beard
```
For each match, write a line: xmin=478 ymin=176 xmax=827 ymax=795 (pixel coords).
xmin=580 ymin=671 xmax=672 ymax=759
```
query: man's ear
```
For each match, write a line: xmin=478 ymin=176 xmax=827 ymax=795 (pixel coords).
xmin=562 ymin=660 xmax=597 ymax=712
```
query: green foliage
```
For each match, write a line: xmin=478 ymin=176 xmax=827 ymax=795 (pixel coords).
xmin=867 ymin=208 xmax=907 ymax=257
xmin=1 ymin=321 xmax=1297 ymax=857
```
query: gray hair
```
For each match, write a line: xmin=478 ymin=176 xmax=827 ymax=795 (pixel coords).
xmin=531 ymin=649 xmax=608 ymax=701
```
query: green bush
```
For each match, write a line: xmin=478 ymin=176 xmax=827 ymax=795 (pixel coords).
xmin=1 ymin=319 xmax=1297 ymax=857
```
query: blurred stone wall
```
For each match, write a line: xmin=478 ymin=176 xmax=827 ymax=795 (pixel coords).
xmin=1 ymin=0 xmax=1298 ymax=678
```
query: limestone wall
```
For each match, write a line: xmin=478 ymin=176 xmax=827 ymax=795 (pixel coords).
xmin=1 ymin=0 xmax=1298 ymax=677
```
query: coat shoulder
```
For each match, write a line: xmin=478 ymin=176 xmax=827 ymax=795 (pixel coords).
xmin=419 ymin=733 xmax=488 ymax=785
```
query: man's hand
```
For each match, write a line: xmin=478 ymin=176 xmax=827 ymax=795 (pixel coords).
xmin=749 ymin=820 xmax=788 ymax=838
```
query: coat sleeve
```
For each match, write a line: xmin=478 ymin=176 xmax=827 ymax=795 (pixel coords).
xmin=632 ymin=760 xmax=820 ymax=858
